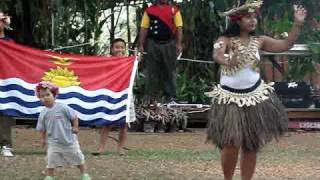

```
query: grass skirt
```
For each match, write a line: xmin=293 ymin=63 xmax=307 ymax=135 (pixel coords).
xmin=206 ymin=81 xmax=288 ymax=151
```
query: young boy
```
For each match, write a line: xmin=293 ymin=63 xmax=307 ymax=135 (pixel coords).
xmin=35 ymin=82 xmax=91 ymax=180
xmin=95 ymin=38 xmax=136 ymax=155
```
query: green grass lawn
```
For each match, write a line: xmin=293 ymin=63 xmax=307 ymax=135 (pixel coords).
xmin=0 ymin=128 xmax=319 ymax=180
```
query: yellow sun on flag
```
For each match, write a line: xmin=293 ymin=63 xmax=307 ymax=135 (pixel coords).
xmin=42 ymin=66 xmax=81 ymax=87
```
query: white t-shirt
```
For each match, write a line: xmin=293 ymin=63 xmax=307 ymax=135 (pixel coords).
xmin=36 ymin=102 xmax=77 ymax=146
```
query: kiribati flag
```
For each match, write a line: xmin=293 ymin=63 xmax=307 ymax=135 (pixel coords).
xmin=0 ymin=40 xmax=138 ymax=125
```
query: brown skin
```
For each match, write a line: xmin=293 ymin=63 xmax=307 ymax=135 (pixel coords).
xmin=0 ymin=12 xmax=11 ymax=38
xmin=0 ymin=12 xmax=6 ymax=38
xmin=111 ymin=41 xmax=126 ymax=57
xmin=138 ymin=28 xmax=148 ymax=54
xmin=221 ymin=146 xmax=240 ymax=180
xmin=213 ymin=6 xmax=307 ymax=180
xmin=175 ymin=27 xmax=183 ymax=56
xmin=98 ymin=124 xmax=127 ymax=155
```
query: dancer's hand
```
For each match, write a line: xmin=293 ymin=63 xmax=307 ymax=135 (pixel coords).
xmin=225 ymin=53 xmax=240 ymax=67
xmin=293 ymin=5 xmax=307 ymax=24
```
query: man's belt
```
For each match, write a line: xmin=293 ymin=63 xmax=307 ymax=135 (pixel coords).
xmin=149 ymin=38 xmax=174 ymax=44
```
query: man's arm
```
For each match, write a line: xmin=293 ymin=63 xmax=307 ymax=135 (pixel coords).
xmin=138 ymin=28 xmax=148 ymax=53
xmin=261 ymin=5 xmax=307 ymax=52
xmin=174 ymin=11 xmax=183 ymax=56
xmin=138 ymin=12 xmax=150 ymax=53
xmin=260 ymin=23 xmax=302 ymax=52
xmin=176 ymin=27 xmax=183 ymax=56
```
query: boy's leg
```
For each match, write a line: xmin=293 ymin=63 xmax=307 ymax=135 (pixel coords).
xmin=78 ymin=165 xmax=91 ymax=180
xmin=97 ymin=125 xmax=112 ymax=153
xmin=118 ymin=124 xmax=127 ymax=155
xmin=78 ymin=164 xmax=86 ymax=174
xmin=46 ymin=168 xmax=54 ymax=176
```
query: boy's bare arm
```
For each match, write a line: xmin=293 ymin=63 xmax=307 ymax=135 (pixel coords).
xmin=72 ymin=117 xmax=79 ymax=134
xmin=40 ymin=130 xmax=46 ymax=148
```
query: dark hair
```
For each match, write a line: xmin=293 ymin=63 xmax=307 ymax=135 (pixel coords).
xmin=111 ymin=38 xmax=126 ymax=48
xmin=154 ymin=0 xmax=172 ymax=4
xmin=221 ymin=22 xmax=256 ymax=37
xmin=110 ymin=38 xmax=126 ymax=55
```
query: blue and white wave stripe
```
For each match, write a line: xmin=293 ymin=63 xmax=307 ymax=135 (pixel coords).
xmin=0 ymin=78 xmax=129 ymax=125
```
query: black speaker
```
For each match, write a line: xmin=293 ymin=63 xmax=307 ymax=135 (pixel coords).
xmin=280 ymin=97 xmax=313 ymax=108
xmin=314 ymin=98 xmax=320 ymax=108
xmin=274 ymin=82 xmax=313 ymax=108
xmin=274 ymin=82 xmax=311 ymax=97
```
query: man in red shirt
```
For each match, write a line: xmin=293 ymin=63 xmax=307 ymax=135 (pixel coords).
xmin=139 ymin=0 xmax=183 ymax=104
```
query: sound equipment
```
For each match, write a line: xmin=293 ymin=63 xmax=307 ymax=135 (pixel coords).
xmin=274 ymin=82 xmax=313 ymax=108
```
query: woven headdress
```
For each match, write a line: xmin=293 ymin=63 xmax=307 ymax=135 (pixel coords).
xmin=220 ymin=0 xmax=263 ymax=21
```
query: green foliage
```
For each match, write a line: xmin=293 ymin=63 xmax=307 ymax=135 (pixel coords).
xmin=309 ymin=43 xmax=320 ymax=63
xmin=286 ymin=57 xmax=314 ymax=81
xmin=176 ymin=70 xmax=212 ymax=104
xmin=260 ymin=0 xmax=320 ymax=82
xmin=285 ymin=30 xmax=320 ymax=81
xmin=0 ymin=1 xmax=10 ymax=11
xmin=133 ymin=72 xmax=146 ymax=99
xmin=307 ymin=30 xmax=320 ymax=62
xmin=173 ymin=0 xmax=223 ymax=103
xmin=264 ymin=13 xmax=292 ymax=37
xmin=179 ymin=0 xmax=222 ymax=61
xmin=51 ymin=0 xmax=112 ymax=55
xmin=2 ymin=0 xmax=320 ymax=103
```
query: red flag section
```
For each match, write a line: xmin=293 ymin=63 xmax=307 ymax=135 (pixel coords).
xmin=0 ymin=40 xmax=136 ymax=92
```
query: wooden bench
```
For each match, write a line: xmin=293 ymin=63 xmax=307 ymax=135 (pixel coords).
xmin=286 ymin=108 xmax=320 ymax=119
xmin=286 ymin=108 xmax=320 ymax=129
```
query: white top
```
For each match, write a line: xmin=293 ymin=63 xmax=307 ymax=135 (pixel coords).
xmin=219 ymin=36 xmax=261 ymax=89
xmin=220 ymin=65 xmax=260 ymax=89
